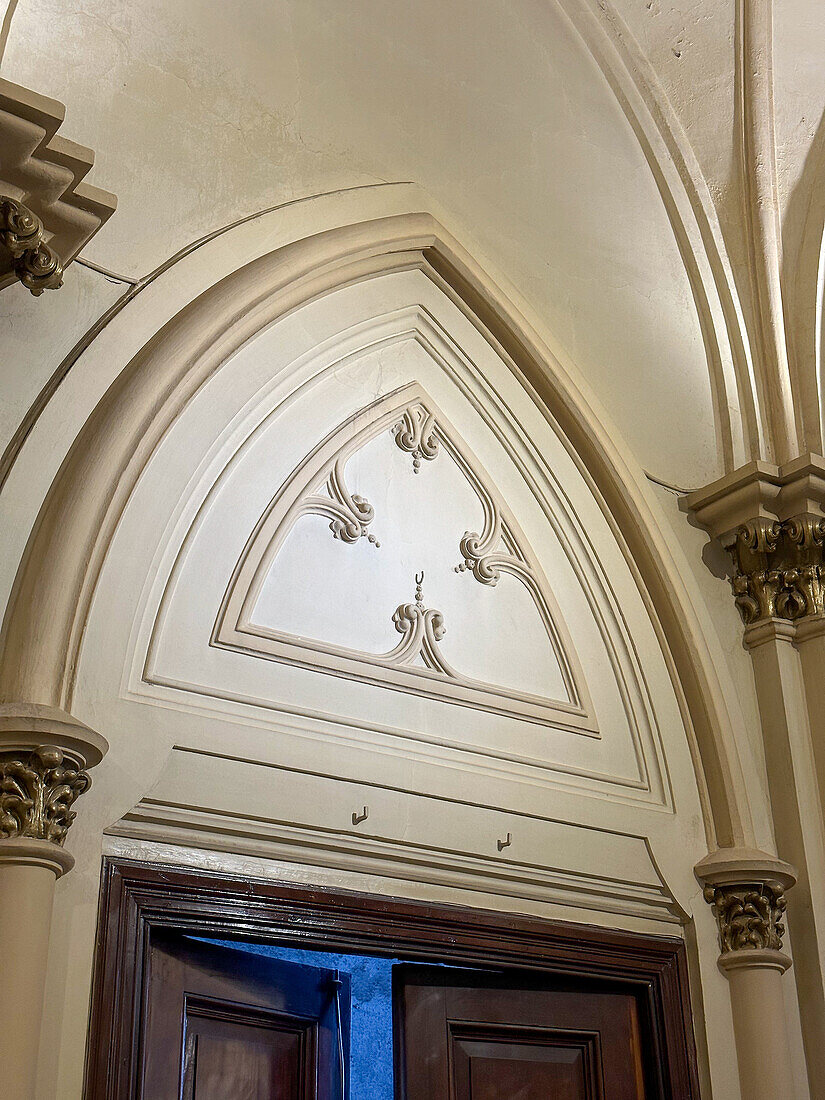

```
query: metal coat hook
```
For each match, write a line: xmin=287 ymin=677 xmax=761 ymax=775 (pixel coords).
xmin=352 ymin=806 xmax=369 ymax=825
xmin=497 ymin=832 xmax=512 ymax=851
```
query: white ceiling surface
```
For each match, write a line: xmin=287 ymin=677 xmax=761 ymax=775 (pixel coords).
xmin=2 ymin=0 xmax=726 ymax=486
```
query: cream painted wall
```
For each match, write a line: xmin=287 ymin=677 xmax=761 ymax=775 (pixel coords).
xmin=0 ymin=266 xmax=122 ymax=459
xmin=1 ymin=0 xmax=719 ymax=486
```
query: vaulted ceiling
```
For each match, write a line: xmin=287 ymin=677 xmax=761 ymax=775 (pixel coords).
xmin=2 ymin=0 xmax=824 ymax=489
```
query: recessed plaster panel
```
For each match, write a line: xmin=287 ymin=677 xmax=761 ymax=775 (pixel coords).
xmin=72 ymin=270 xmax=709 ymax=841
xmin=140 ymin=306 xmax=664 ymax=798
xmin=2 ymin=0 xmax=718 ymax=484
xmin=250 ymin=432 xmax=571 ymax=704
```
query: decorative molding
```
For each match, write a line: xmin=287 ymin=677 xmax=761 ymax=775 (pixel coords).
xmin=388 ymin=574 xmax=452 ymax=675
xmin=215 ymin=382 xmax=596 ymax=731
xmin=0 ymin=196 xmax=62 ymax=294
xmin=695 ymin=846 xmax=796 ymax=963
xmin=729 ymin=516 xmax=825 ymax=624
xmin=687 ymin=456 xmax=825 ymax=626
xmin=109 ymin=746 xmax=680 ymax=925
xmin=686 ymin=455 xmax=825 ymax=539
xmin=304 ymin=458 xmax=379 ymax=546
xmin=0 ymin=745 xmax=89 ymax=844
xmin=135 ymin=311 xmax=669 ymax=806
xmin=0 ymin=77 xmax=116 ymax=293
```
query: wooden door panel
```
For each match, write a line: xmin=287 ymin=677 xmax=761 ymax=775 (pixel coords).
xmin=396 ymin=967 xmax=649 ymax=1100
xmin=141 ymin=932 xmax=346 ymax=1100
xmin=450 ymin=1024 xmax=602 ymax=1099
xmin=181 ymin=996 xmax=315 ymax=1099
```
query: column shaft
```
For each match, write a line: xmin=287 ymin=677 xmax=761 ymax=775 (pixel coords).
xmin=722 ymin=954 xmax=796 ymax=1099
xmin=0 ymin=856 xmax=63 ymax=1099
xmin=746 ymin=624 xmax=825 ymax=1092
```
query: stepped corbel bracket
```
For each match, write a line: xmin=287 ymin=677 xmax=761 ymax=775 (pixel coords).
xmin=0 ymin=197 xmax=63 ymax=295
xmin=0 ymin=78 xmax=117 ymax=296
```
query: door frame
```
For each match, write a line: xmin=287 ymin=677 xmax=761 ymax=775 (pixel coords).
xmin=84 ymin=857 xmax=700 ymax=1099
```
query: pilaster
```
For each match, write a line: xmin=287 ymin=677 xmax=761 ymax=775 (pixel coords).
xmin=687 ymin=456 xmax=825 ymax=1097
xmin=0 ymin=703 xmax=107 ymax=1100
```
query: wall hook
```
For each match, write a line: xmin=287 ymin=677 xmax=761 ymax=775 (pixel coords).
xmin=352 ymin=806 xmax=369 ymax=825
xmin=497 ymin=832 xmax=512 ymax=851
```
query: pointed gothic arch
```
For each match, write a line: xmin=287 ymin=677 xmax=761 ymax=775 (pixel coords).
xmin=0 ymin=189 xmax=763 ymax=850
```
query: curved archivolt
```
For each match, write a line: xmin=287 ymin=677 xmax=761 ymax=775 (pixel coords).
xmin=215 ymin=382 xmax=597 ymax=732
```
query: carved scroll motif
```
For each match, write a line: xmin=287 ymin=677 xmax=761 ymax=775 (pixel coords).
xmin=0 ymin=197 xmax=63 ymax=295
xmin=0 ymin=746 xmax=90 ymax=845
xmin=303 ymin=458 xmax=379 ymax=547
xmin=392 ymin=404 xmax=439 ymax=472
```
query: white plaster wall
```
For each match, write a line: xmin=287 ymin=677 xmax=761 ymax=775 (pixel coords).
xmin=774 ymin=0 xmax=825 ymax=218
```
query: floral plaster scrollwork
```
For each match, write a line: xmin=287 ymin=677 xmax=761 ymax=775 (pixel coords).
xmin=387 ymin=573 xmax=453 ymax=675
xmin=392 ymin=403 xmax=439 ymax=472
xmin=216 ymin=382 xmax=595 ymax=730
xmin=703 ymin=881 xmax=788 ymax=954
xmin=302 ymin=458 xmax=380 ymax=547
xmin=0 ymin=746 xmax=90 ymax=845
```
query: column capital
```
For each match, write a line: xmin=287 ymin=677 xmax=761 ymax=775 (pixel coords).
xmin=686 ymin=457 xmax=825 ymax=627
xmin=696 ymin=847 xmax=796 ymax=969
xmin=0 ymin=703 xmax=107 ymax=876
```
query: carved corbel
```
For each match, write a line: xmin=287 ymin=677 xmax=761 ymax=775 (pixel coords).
xmin=0 ymin=78 xmax=117 ymax=295
xmin=686 ymin=458 xmax=825 ymax=629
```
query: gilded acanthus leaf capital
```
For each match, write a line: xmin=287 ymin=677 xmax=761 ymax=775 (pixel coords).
xmin=0 ymin=745 xmax=91 ymax=846
xmin=729 ymin=513 xmax=825 ymax=625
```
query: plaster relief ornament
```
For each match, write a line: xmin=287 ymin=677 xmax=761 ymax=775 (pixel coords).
xmin=306 ymin=458 xmax=380 ymax=547
xmin=392 ymin=404 xmax=439 ymax=472
xmin=0 ymin=745 xmax=90 ymax=845
xmin=216 ymin=383 xmax=594 ymax=729
xmin=703 ymin=882 xmax=787 ymax=953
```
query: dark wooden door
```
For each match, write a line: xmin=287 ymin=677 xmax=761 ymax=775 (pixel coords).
xmin=140 ymin=932 xmax=349 ymax=1099
xmin=395 ymin=966 xmax=650 ymax=1100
